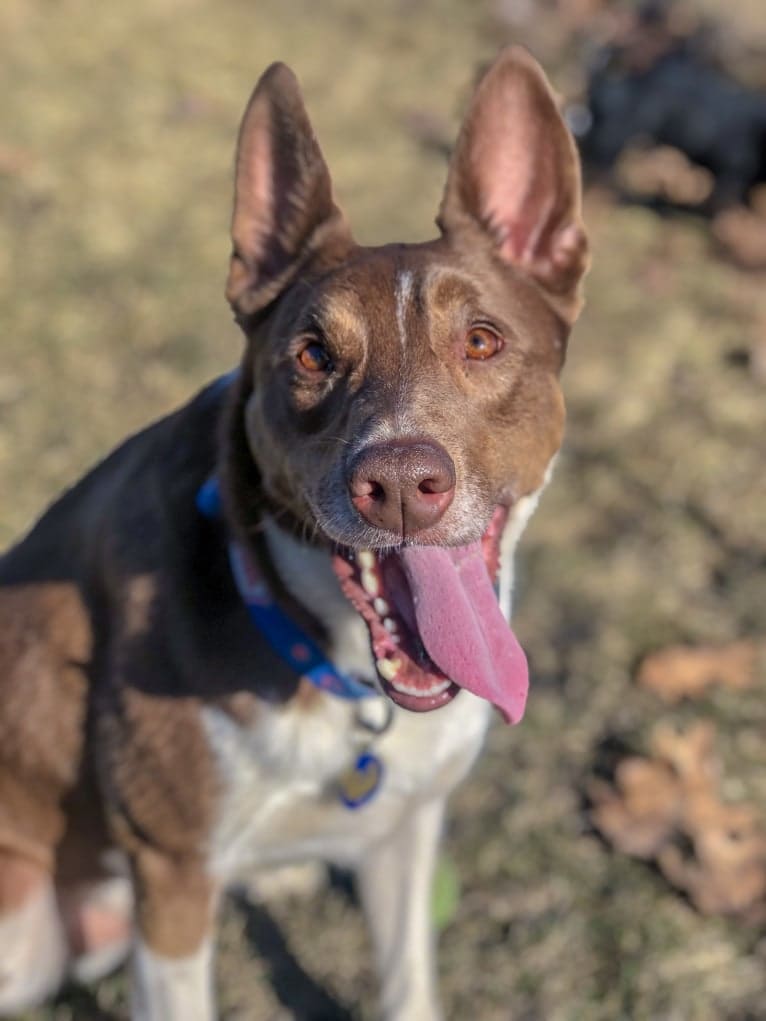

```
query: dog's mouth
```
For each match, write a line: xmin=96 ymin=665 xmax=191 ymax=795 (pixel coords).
xmin=331 ymin=506 xmax=528 ymax=724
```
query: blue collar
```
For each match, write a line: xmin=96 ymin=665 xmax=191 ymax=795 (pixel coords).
xmin=196 ymin=474 xmax=376 ymax=701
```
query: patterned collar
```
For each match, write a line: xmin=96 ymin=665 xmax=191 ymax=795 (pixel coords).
xmin=196 ymin=474 xmax=376 ymax=701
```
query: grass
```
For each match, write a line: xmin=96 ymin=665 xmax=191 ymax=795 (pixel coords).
xmin=1 ymin=1 xmax=765 ymax=1018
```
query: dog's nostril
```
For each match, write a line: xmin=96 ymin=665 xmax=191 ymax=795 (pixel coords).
xmin=352 ymin=478 xmax=386 ymax=501
xmin=348 ymin=439 xmax=456 ymax=534
xmin=418 ymin=475 xmax=451 ymax=496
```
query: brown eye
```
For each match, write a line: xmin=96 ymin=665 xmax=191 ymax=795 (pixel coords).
xmin=297 ymin=339 xmax=333 ymax=375
xmin=465 ymin=326 xmax=504 ymax=361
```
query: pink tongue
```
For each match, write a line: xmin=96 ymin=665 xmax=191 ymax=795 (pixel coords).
xmin=398 ymin=543 xmax=528 ymax=724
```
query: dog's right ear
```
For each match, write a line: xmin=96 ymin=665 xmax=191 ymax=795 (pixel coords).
xmin=226 ymin=63 xmax=353 ymax=318
xmin=438 ymin=48 xmax=588 ymax=324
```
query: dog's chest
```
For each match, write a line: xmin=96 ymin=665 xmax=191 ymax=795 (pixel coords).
xmin=202 ymin=690 xmax=490 ymax=880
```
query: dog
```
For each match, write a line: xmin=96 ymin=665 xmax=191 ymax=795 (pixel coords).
xmin=0 ymin=47 xmax=587 ymax=1020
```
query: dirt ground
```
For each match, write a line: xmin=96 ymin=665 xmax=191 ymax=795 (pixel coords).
xmin=1 ymin=1 xmax=765 ymax=1018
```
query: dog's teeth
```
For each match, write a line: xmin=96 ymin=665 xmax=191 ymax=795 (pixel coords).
xmin=376 ymin=658 xmax=402 ymax=681
xmin=383 ymin=615 xmax=400 ymax=643
xmin=391 ymin=677 xmax=452 ymax=698
xmin=373 ymin=597 xmax=390 ymax=616
xmin=357 ymin=550 xmax=375 ymax=569
xmin=361 ymin=569 xmax=379 ymax=596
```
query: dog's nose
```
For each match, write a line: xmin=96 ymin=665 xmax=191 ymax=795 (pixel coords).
xmin=348 ymin=440 xmax=456 ymax=536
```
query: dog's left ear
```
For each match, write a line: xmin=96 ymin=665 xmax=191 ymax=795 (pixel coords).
xmin=438 ymin=47 xmax=588 ymax=324
xmin=226 ymin=63 xmax=353 ymax=318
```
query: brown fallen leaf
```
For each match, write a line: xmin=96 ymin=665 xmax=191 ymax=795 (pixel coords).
xmin=636 ymin=641 xmax=758 ymax=703
xmin=617 ymin=146 xmax=714 ymax=206
xmin=658 ymin=803 xmax=766 ymax=919
xmin=713 ymin=207 xmax=766 ymax=269
xmin=649 ymin=720 xmax=718 ymax=787
xmin=589 ymin=721 xmax=766 ymax=919
xmin=588 ymin=757 xmax=679 ymax=858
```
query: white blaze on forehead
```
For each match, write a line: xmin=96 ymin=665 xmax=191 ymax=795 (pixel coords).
xmin=395 ymin=269 xmax=414 ymax=355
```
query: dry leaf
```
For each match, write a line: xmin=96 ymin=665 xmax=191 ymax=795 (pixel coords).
xmin=617 ymin=146 xmax=714 ymax=205
xmin=588 ymin=721 xmax=766 ymax=919
xmin=713 ymin=207 xmax=766 ymax=269
xmin=658 ymin=804 xmax=766 ymax=918
xmin=636 ymin=641 xmax=758 ymax=703
xmin=588 ymin=758 xmax=679 ymax=858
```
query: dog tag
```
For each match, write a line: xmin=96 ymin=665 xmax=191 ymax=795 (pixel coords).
xmin=337 ymin=752 xmax=384 ymax=809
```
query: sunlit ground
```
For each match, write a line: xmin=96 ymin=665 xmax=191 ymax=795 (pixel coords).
xmin=1 ymin=1 xmax=765 ymax=1017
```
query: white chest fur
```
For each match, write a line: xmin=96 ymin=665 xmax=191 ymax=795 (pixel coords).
xmin=203 ymin=689 xmax=491 ymax=880
xmin=201 ymin=508 xmax=548 ymax=882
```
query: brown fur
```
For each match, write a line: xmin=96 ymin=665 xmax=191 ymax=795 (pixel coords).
xmin=0 ymin=46 xmax=587 ymax=1014
xmin=0 ymin=584 xmax=91 ymax=864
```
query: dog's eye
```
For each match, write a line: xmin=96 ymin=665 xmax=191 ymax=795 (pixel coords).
xmin=297 ymin=339 xmax=333 ymax=375
xmin=465 ymin=326 xmax=504 ymax=361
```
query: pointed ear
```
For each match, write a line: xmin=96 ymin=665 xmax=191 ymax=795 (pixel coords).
xmin=438 ymin=47 xmax=588 ymax=323
xmin=226 ymin=63 xmax=353 ymax=318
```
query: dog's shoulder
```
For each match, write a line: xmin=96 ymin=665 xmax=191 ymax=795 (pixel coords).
xmin=0 ymin=378 xmax=227 ymax=588
xmin=0 ymin=375 xmax=287 ymax=710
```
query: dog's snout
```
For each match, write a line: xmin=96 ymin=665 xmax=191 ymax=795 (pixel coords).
xmin=348 ymin=440 xmax=456 ymax=536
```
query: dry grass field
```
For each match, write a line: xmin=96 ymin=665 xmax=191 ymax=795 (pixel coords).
xmin=1 ymin=1 xmax=765 ymax=1018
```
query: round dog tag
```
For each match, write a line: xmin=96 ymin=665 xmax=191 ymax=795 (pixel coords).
xmin=337 ymin=752 xmax=384 ymax=809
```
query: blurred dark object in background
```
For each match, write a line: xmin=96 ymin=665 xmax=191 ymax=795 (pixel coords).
xmin=572 ymin=1 xmax=766 ymax=217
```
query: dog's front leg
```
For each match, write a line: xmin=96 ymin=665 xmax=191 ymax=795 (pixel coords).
xmin=356 ymin=797 xmax=446 ymax=1021
xmin=129 ymin=848 xmax=218 ymax=1021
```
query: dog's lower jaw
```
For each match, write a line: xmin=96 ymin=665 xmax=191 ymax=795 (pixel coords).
xmin=263 ymin=478 xmax=548 ymax=723
xmin=328 ymin=494 xmax=546 ymax=722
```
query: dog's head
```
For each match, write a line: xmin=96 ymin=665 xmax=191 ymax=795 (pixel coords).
xmin=223 ymin=49 xmax=588 ymax=723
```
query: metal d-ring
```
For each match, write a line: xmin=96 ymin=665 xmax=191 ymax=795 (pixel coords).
xmin=354 ymin=697 xmax=394 ymax=737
